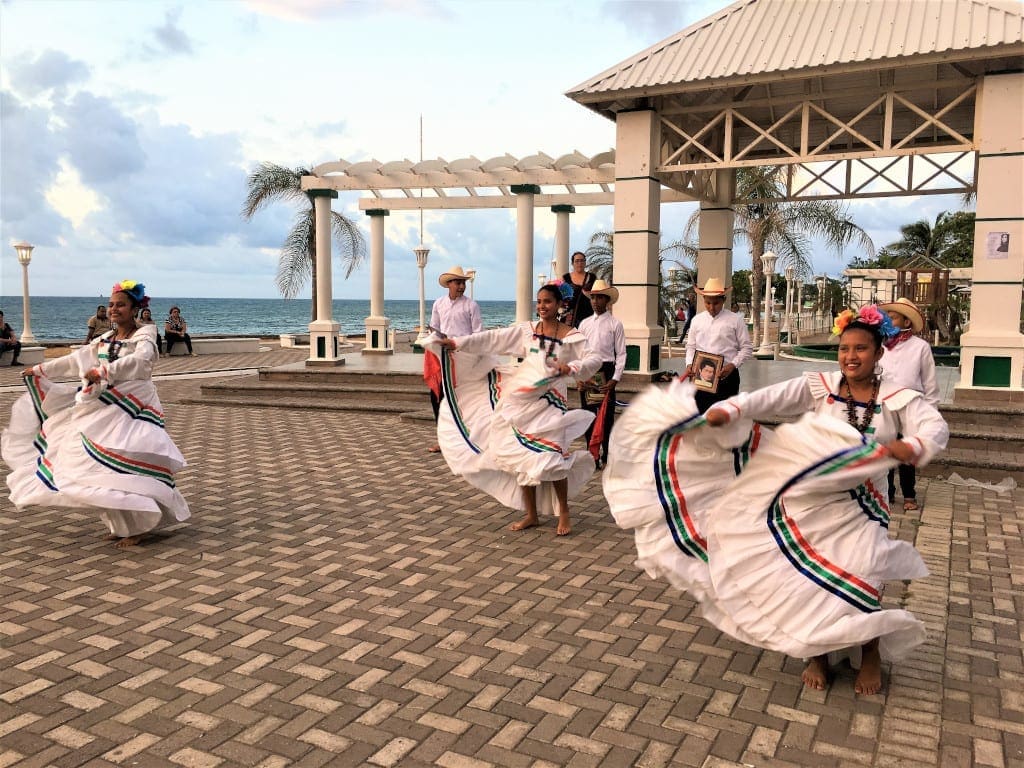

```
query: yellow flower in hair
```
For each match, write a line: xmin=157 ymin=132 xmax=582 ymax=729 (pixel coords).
xmin=119 ymin=280 xmax=137 ymax=290
xmin=831 ymin=309 xmax=855 ymax=336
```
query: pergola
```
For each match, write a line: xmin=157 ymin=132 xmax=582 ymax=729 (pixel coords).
xmin=300 ymin=151 xmax=701 ymax=359
xmin=303 ymin=0 xmax=1022 ymax=397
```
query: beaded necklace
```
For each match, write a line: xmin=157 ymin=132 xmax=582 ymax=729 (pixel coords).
xmin=534 ymin=322 xmax=562 ymax=360
xmin=841 ymin=374 xmax=880 ymax=434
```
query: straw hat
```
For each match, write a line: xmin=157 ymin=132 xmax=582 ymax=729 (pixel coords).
xmin=589 ymin=279 xmax=619 ymax=304
xmin=695 ymin=277 xmax=732 ymax=297
xmin=878 ymin=297 xmax=924 ymax=333
xmin=438 ymin=266 xmax=470 ymax=287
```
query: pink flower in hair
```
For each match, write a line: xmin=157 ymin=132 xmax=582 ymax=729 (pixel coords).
xmin=859 ymin=305 xmax=883 ymax=326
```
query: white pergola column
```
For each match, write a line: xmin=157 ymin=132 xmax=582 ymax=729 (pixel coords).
xmin=552 ymin=204 xmax=573 ymax=278
xmin=512 ymin=184 xmax=538 ymax=322
xmin=307 ymin=189 xmax=343 ymax=366
xmin=363 ymin=208 xmax=393 ymax=354
xmin=613 ymin=109 xmax=662 ymax=376
xmin=956 ymin=72 xmax=1024 ymax=399
xmin=696 ymin=169 xmax=735 ymax=289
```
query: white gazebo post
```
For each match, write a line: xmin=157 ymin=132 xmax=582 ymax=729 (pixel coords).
xmin=781 ymin=264 xmax=795 ymax=346
xmin=551 ymin=204 xmax=573 ymax=278
xmin=465 ymin=269 xmax=476 ymax=300
xmin=14 ymin=241 xmax=36 ymax=344
xmin=307 ymin=190 xmax=343 ymax=366
xmin=512 ymin=184 xmax=538 ymax=322
xmin=364 ymin=208 xmax=393 ymax=354
xmin=414 ymin=243 xmax=430 ymax=341
xmin=757 ymin=251 xmax=778 ymax=357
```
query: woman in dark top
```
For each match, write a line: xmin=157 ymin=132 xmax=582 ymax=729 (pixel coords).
xmin=562 ymin=251 xmax=597 ymax=328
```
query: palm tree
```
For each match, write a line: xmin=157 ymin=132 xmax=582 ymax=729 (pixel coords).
xmin=684 ymin=166 xmax=875 ymax=342
xmin=241 ymin=163 xmax=367 ymax=321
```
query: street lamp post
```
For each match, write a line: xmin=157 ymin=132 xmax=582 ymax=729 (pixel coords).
xmin=414 ymin=244 xmax=430 ymax=341
xmin=537 ymin=273 xmax=547 ymax=287
xmin=781 ymin=265 xmax=795 ymax=346
xmin=14 ymin=241 xmax=36 ymax=344
xmin=465 ymin=268 xmax=477 ymax=300
xmin=757 ymin=251 xmax=778 ymax=357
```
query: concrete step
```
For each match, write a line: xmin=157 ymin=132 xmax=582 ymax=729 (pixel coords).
xmin=179 ymin=395 xmax=422 ymax=416
xmin=259 ymin=367 xmax=425 ymax=387
xmin=200 ymin=379 xmax=428 ymax=404
xmin=939 ymin=403 xmax=1024 ymax=430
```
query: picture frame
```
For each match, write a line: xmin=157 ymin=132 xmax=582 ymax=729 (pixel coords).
xmin=583 ymin=370 xmax=607 ymax=405
xmin=692 ymin=351 xmax=725 ymax=393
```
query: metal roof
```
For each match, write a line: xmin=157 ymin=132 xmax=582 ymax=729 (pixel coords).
xmin=568 ymin=0 xmax=1024 ymax=101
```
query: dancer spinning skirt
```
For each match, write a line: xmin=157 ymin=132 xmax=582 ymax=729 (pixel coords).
xmin=606 ymin=307 xmax=948 ymax=693
xmin=2 ymin=280 xmax=190 ymax=547
xmin=429 ymin=283 xmax=602 ymax=535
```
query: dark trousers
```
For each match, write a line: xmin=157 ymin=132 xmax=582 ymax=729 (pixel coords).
xmin=887 ymin=464 xmax=917 ymax=502
xmin=694 ymin=367 xmax=740 ymax=414
xmin=581 ymin=361 xmax=617 ymax=462
xmin=1 ymin=340 xmax=21 ymax=364
xmin=430 ymin=389 xmax=441 ymax=422
xmin=165 ymin=332 xmax=192 ymax=354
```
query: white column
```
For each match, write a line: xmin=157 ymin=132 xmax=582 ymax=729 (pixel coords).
xmin=307 ymin=190 xmax=343 ymax=366
xmin=756 ymin=252 xmax=778 ymax=357
xmin=956 ymin=72 xmax=1024 ymax=399
xmin=364 ymin=209 xmax=393 ymax=354
xmin=781 ymin=265 xmax=794 ymax=346
xmin=613 ymin=109 xmax=662 ymax=375
xmin=696 ymin=169 xmax=736 ymax=288
xmin=513 ymin=185 xmax=538 ymax=322
xmin=552 ymin=204 xmax=573 ymax=278
xmin=414 ymin=244 xmax=429 ymax=342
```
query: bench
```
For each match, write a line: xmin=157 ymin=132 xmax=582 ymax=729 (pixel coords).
xmin=0 ymin=346 xmax=45 ymax=366
xmin=168 ymin=337 xmax=262 ymax=355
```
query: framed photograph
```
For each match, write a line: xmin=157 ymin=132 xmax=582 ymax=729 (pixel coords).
xmin=692 ymin=351 xmax=725 ymax=393
xmin=583 ymin=370 xmax=607 ymax=405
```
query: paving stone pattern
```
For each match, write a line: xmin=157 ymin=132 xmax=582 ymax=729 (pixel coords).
xmin=1 ymin=366 xmax=1022 ymax=767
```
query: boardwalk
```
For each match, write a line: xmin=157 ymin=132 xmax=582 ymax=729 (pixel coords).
xmin=0 ymin=348 xmax=1021 ymax=767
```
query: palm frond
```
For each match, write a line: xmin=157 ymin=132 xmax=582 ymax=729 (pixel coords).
xmin=241 ymin=163 xmax=312 ymax=219
xmin=275 ymin=213 xmax=315 ymax=299
xmin=331 ymin=212 xmax=368 ymax=278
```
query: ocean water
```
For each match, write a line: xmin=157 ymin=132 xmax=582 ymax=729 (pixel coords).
xmin=0 ymin=296 xmax=518 ymax=342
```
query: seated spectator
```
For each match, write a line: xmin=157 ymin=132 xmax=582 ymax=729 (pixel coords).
xmin=164 ymin=306 xmax=194 ymax=356
xmin=139 ymin=307 xmax=162 ymax=354
xmin=86 ymin=304 xmax=112 ymax=342
xmin=0 ymin=310 xmax=22 ymax=366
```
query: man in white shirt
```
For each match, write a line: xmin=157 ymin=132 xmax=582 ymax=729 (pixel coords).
xmin=426 ymin=266 xmax=483 ymax=452
xmin=878 ymin=298 xmax=940 ymax=511
xmin=685 ymin=277 xmax=753 ymax=413
xmin=578 ymin=280 xmax=626 ymax=469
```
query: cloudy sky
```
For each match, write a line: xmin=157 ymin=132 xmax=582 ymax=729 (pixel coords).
xmin=1 ymin=0 xmax=965 ymax=301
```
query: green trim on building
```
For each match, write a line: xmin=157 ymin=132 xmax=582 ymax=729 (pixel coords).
xmin=625 ymin=345 xmax=640 ymax=371
xmin=613 ymin=229 xmax=659 ymax=235
xmin=306 ymin=189 xmax=339 ymax=200
xmin=365 ymin=209 xmax=390 ymax=217
xmin=316 ymin=336 xmax=326 ymax=358
xmin=973 ymin=356 xmax=1011 ymax=387
xmin=980 ymin=151 xmax=1024 ymax=158
xmin=510 ymin=184 xmax=541 ymax=195
xmin=974 ymin=216 xmax=1024 ymax=221
xmin=551 ymin=204 xmax=575 ymax=213
xmin=615 ymin=175 xmax=660 ymax=183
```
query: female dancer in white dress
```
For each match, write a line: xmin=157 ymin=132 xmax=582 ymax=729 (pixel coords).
xmin=2 ymin=280 xmax=190 ymax=547
xmin=435 ymin=282 xmax=601 ymax=535
xmin=605 ymin=306 xmax=947 ymax=695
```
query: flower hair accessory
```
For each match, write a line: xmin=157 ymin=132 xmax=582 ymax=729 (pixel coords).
xmin=831 ymin=304 xmax=898 ymax=338
xmin=546 ymin=278 xmax=574 ymax=302
xmin=112 ymin=280 xmax=150 ymax=309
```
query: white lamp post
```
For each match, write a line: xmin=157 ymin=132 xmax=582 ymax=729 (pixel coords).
xmin=414 ymin=244 xmax=430 ymax=341
xmin=537 ymin=273 xmax=547 ymax=287
xmin=465 ymin=268 xmax=477 ymax=300
xmin=781 ymin=264 xmax=795 ymax=345
xmin=14 ymin=241 xmax=36 ymax=344
xmin=757 ymin=251 xmax=778 ymax=357
xmin=795 ymin=277 xmax=803 ymax=344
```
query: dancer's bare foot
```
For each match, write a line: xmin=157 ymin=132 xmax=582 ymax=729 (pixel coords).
xmin=855 ymin=640 xmax=883 ymax=695
xmin=509 ymin=515 xmax=539 ymax=532
xmin=115 ymin=535 xmax=144 ymax=548
xmin=801 ymin=655 xmax=829 ymax=690
xmin=555 ymin=511 xmax=572 ymax=536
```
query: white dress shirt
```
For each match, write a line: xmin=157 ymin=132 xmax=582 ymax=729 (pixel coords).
xmin=685 ymin=308 xmax=753 ymax=368
xmin=578 ymin=311 xmax=627 ymax=381
xmin=878 ymin=334 xmax=940 ymax=407
xmin=430 ymin=295 xmax=482 ymax=337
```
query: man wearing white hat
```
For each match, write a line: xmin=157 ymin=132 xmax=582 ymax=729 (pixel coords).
xmin=878 ymin=297 xmax=939 ymax=511
xmin=685 ymin=276 xmax=753 ymax=413
xmin=425 ymin=266 xmax=483 ymax=452
xmin=578 ymin=280 xmax=626 ymax=469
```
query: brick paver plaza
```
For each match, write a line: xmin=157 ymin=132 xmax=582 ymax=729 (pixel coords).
xmin=1 ymin=352 xmax=1022 ymax=767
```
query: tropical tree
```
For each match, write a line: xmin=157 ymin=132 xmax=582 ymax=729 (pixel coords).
xmin=242 ymin=163 xmax=367 ymax=320
xmin=684 ymin=166 xmax=875 ymax=342
xmin=851 ymin=211 xmax=975 ymax=268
